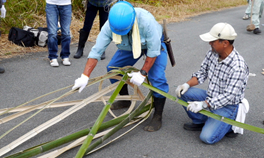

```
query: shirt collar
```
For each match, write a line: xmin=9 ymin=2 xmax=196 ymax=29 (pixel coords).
xmin=218 ymin=47 xmax=236 ymax=65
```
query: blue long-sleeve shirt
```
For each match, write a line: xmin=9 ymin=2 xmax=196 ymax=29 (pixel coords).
xmin=88 ymin=8 xmax=163 ymax=60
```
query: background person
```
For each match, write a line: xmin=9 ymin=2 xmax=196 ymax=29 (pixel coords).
xmin=74 ymin=0 xmax=111 ymax=60
xmin=0 ymin=0 xmax=6 ymax=18
xmin=243 ymin=0 xmax=264 ymax=34
xmin=46 ymin=0 xmax=72 ymax=67
xmin=0 ymin=0 xmax=6 ymax=73
xmin=175 ymin=23 xmax=249 ymax=144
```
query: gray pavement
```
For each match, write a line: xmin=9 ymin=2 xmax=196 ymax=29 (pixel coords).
xmin=1 ymin=5 xmax=264 ymax=158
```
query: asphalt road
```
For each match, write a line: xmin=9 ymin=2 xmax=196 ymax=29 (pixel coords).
xmin=1 ymin=5 xmax=264 ymax=158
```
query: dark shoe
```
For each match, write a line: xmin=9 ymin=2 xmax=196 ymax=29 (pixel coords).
xmin=0 ymin=67 xmax=5 ymax=73
xmin=144 ymin=97 xmax=166 ymax=132
xmin=74 ymin=29 xmax=89 ymax=59
xmin=253 ymin=28 xmax=261 ymax=34
xmin=225 ymin=131 xmax=238 ymax=138
xmin=183 ymin=123 xmax=204 ymax=131
xmin=101 ymin=51 xmax=106 ymax=60
xmin=110 ymin=84 xmax=131 ymax=110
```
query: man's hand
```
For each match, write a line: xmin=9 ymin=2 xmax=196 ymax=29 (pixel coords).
xmin=1 ymin=5 xmax=6 ymax=18
xmin=127 ymin=71 xmax=146 ymax=86
xmin=175 ymin=83 xmax=190 ymax=97
xmin=187 ymin=101 xmax=207 ymax=113
xmin=72 ymin=74 xmax=89 ymax=93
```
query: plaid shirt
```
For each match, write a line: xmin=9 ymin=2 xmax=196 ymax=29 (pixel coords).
xmin=88 ymin=0 xmax=110 ymax=7
xmin=192 ymin=48 xmax=249 ymax=110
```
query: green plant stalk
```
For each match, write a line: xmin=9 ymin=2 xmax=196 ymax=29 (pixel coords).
xmin=5 ymin=104 xmax=152 ymax=158
xmin=85 ymin=91 xmax=153 ymax=154
xmin=75 ymin=74 xmax=129 ymax=158
xmin=142 ymin=82 xmax=264 ymax=134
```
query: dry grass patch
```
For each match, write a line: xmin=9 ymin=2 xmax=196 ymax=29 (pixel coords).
xmin=0 ymin=0 xmax=247 ymax=60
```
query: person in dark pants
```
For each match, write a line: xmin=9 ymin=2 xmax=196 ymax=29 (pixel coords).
xmin=74 ymin=0 xmax=111 ymax=59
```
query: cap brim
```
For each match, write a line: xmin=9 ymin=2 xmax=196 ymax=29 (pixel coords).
xmin=110 ymin=25 xmax=131 ymax=36
xmin=199 ymin=32 xmax=218 ymax=42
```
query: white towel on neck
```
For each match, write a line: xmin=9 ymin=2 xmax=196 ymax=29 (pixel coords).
xmin=112 ymin=17 xmax=141 ymax=59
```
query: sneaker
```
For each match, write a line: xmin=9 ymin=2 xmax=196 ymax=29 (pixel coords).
xmin=183 ymin=123 xmax=204 ymax=131
xmin=62 ymin=58 xmax=71 ymax=66
xmin=242 ymin=14 xmax=250 ymax=20
xmin=50 ymin=59 xmax=59 ymax=67
xmin=253 ymin=28 xmax=261 ymax=34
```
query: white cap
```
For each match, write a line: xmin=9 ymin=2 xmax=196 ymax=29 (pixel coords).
xmin=199 ymin=23 xmax=237 ymax=42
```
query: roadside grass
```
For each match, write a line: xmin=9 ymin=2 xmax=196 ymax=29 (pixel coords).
xmin=0 ymin=0 xmax=247 ymax=59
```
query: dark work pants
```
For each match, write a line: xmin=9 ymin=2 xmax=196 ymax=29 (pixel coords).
xmin=83 ymin=2 xmax=109 ymax=32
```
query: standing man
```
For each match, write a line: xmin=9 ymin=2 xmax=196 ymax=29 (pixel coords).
xmin=0 ymin=0 xmax=6 ymax=73
xmin=72 ymin=1 xmax=169 ymax=132
xmin=46 ymin=0 xmax=72 ymax=67
xmin=242 ymin=0 xmax=263 ymax=20
xmin=0 ymin=0 xmax=6 ymax=18
xmin=74 ymin=0 xmax=111 ymax=60
xmin=243 ymin=0 xmax=264 ymax=34
xmin=175 ymin=23 xmax=249 ymax=144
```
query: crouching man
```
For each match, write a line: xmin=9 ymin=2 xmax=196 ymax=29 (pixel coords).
xmin=175 ymin=23 xmax=249 ymax=144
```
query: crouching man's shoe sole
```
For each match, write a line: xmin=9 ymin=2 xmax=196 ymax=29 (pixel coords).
xmin=225 ymin=131 xmax=238 ymax=138
xmin=183 ymin=123 xmax=204 ymax=131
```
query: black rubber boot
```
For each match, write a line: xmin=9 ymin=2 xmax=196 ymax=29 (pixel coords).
xmin=74 ymin=29 xmax=89 ymax=59
xmin=110 ymin=84 xmax=131 ymax=110
xmin=101 ymin=51 xmax=106 ymax=60
xmin=144 ymin=97 xmax=166 ymax=132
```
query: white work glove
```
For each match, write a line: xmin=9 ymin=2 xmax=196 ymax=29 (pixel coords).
xmin=127 ymin=71 xmax=146 ymax=86
xmin=72 ymin=74 xmax=89 ymax=93
xmin=187 ymin=101 xmax=207 ymax=113
xmin=175 ymin=83 xmax=190 ymax=98
xmin=1 ymin=5 xmax=6 ymax=18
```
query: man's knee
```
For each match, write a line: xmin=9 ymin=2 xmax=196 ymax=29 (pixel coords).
xmin=199 ymin=133 xmax=216 ymax=145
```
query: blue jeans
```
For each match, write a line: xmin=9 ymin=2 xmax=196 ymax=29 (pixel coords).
xmin=180 ymin=87 xmax=238 ymax=144
xmin=106 ymin=37 xmax=169 ymax=98
xmin=46 ymin=3 xmax=72 ymax=60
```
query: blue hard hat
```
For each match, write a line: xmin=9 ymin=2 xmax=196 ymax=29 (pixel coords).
xmin=109 ymin=1 xmax=136 ymax=35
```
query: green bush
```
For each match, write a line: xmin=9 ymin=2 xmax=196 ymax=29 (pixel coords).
xmin=0 ymin=0 xmax=84 ymax=34
xmin=0 ymin=0 xmax=166 ymax=34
